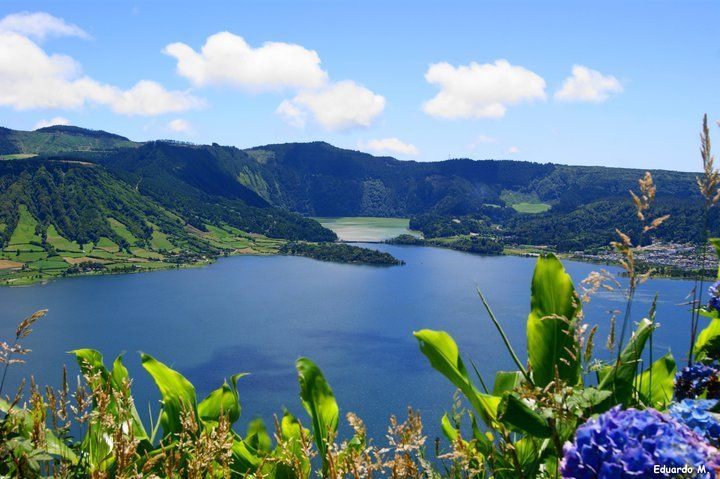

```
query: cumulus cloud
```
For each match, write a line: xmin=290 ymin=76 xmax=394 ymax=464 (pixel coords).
xmin=0 ymin=32 xmax=204 ymax=115
xmin=34 ymin=116 xmax=70 ymax=129
xmin=358 ymin=138 xmax=418 ymax=156
xmin=167 ymin=118 xmax=192 ymax=133
xmin=277 ymin=81 xmax=385 ymax=131
xmin=163 ymin=32 xmax=328 ymax=92
xmin=423 ymin=59 xmax=546 ymax=119
xmin=554 ymin=65 xmax=623 ymax=103
xmin=507 ymin=146 xmax=520 ymax=155
xmin=109 ymin=80 xmax=204 ymax=116
xmin=0 ymin=11 xmax=89 ymax=41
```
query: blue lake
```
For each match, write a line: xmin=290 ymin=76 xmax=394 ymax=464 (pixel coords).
xmin=0 ymin=244 xmax=701 ymax=442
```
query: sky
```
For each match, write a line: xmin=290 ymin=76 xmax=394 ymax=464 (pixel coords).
xmin=0 ymin=0 xmax=717 ymax=171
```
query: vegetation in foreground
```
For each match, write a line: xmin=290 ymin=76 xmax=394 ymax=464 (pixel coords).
xmin=2 ymin=118 xmax=720 ymax=478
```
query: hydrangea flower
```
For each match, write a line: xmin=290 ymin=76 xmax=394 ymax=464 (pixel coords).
xmin=561 ymin=407 xmax=720 ymax=479
xmin=669 ymin=399 xmax=720 ymax=446
xmin=675 ymin=363 xmax=720 ymax=400
xmin=709 ymin=281 xmax=720 ymax=312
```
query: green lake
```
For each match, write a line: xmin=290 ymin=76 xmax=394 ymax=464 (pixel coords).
xmin=314 ymin=217 xmax=421 ymax=242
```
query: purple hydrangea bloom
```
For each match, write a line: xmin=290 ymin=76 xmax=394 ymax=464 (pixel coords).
xmin=709 ymin=281 xmax=720 ymax=312
xmin=670 ymin=399 xmax=720 ymax=446
xmin=561 ymin=407 xmax=720 ymax=479
xmin=675 ymin=363 xmax=720 ymax=400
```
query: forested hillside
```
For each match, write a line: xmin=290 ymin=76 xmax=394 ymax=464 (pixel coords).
xmin=0 ymin=125 xmax=711 ymax=271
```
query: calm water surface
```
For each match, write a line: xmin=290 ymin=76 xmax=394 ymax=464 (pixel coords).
xmin=314 ymin=217 xmax=420 ymax=242
xmin=0 ymin=244 xmax=699 ymax=441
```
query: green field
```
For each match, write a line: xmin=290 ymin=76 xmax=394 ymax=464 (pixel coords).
xmin=0 ymin=210 xmax=290 ymax=285
xmin=8 ymin=205 xmax=41 ymax=246
xmin=109 ymin=218 xmax=138 ymax=245
xmin=511 ymin=202 xmax=552 ymax=213
xmin=314 ymin=217 xmax=421 ymax=242
xmin=46 ymin=225 xmax=83 ymax=252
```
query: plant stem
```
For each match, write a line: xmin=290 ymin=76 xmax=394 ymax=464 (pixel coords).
xmin=477 ymin=288 xmax=534 ymax=387
xmin=689 ymin=212 xmax=711 ymax=365
xmin=0 ymin=338 xmax=18 ymax=399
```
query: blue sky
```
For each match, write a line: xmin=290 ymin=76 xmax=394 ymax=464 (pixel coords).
xmin=0 ymin=1 xmax=717 ymax=171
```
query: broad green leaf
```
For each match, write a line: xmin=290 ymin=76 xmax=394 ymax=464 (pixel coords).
xmin=695 ymin=317 xmax=720 ymax=362
xmin=414 ymin=329 xmax=500 ymax=425
xmin=0 ymin=398 xmax=78 ymax=464
xmin=468 ymin=412 xmax=494 ymax=458
xmin=198 ymin=373 xmax=247 ymax=426
xmin=526 ymin=254 xmax=581 ymax=387
xmin=598 ymin=318 xmax=656 ymax=406
xmin=497 ymin=393 xmax=551 ymax=438
xmin=565 ymin=388 xmax=612 ymax=411
xmin=70 ymin=349 xmax=149 ymax=468
xmin=246 ymin=417 xmax=272 ymax=453
xmin=493 ymin=371 xmax=523 ymax=396
xmin=111 ymin=355 xmax=150 ymax=443
xmin=276 ymin=410 xmax=311 ymax=479
xmin=296 ymin=357 xmax=339 ymax=473
xmin=141 ymin=353 xmax=197 ymax=437
xmin=280 ymin=409 xmax=308 ymax=441
xmin=230 ymin=434 xmax=261 ymax=475
xmin=634 ymin=352 xmax=675 ymax=408
xmin=441 ymin=413 xmax=460 ymax=442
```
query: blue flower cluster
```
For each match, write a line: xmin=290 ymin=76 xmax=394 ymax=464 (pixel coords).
xmin=675 ymin=363 xmax=720 ymax=400
xmin=669 ymin=399 xmax=720 ymax=446
xmin=561 ymin=407 xmax=720 ymax=479
xmin=710 ymin=281 xmax=720 ymax=312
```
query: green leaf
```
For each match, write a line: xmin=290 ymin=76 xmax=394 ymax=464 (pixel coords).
xmin=296 ymin=357 xmax=339 ymax=473
xmin=598 ymin=318 xmax=656 ymax=406
xmin=493 ymin=371 xmax=523 ymax=396
xmin=280 ymin=410 xmax=308 ymax=441
xmin=441 ymin=413 xmax=460 ymax=442
xmin=497 ymin=393 xmax=551 ymax=438
xmin=246 ymin=417 xmax=272 ymax=453
xmin=230 ymin=435 xmax=262 ymax=474
xmin=695 ymin=318 xmax=720 ymax=362
xmin=526 ymin=254 xmax=581 ymax=387
xmin=275 ymin=410 xmax=311 ymax=479
xmin=414 ymin=329 xmax=500 ymax=425
xmin=634 ymin=352 xmax=675 ymax=408
xmin=198 ymin=373 xmax=247 ymax=426
xmin=141 ymin=353 xmax=197 ymax=437
xmin=70 ymin=349 xmax=149 ymax=465
xmin=0 ymin=398 xmax=78 ymax=464
xmin=565 ymin=388 xmax=612 ymax=411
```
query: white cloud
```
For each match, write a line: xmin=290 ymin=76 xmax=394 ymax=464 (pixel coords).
xmin=164 ymin=32 xmax=328 ymax=92
xmin=109 ymin=80 xmax=204 ymax=116
xmin=468 ymin=134 xmax=497 ymax=149
xmin=277 ymin=81 xmax=385 ymax=131
xmin=0 ymin=32 xmax=204 ymax=115
xmin=507 ymin=146 xmax=520 ymax=155
xmin=167 ymin=118 xmax=192 ymax=133
xmin=0 ymin=12 xmax=89 ymax=41
xmin=34 ymin=116 xmax=70 ymax=129
xmin=554 ymin=65 xmax=623 ymax=103
xmin=423 ymin=60 xmax=546 ymax=119
xmin=359 ymin=138 xmax=419 ymax=156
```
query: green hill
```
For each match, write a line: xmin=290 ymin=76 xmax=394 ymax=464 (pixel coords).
xmin=0 ymin=124 xmax=711 ymax=276
xmin=0 ymin=125 xmax=138 ymax=157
